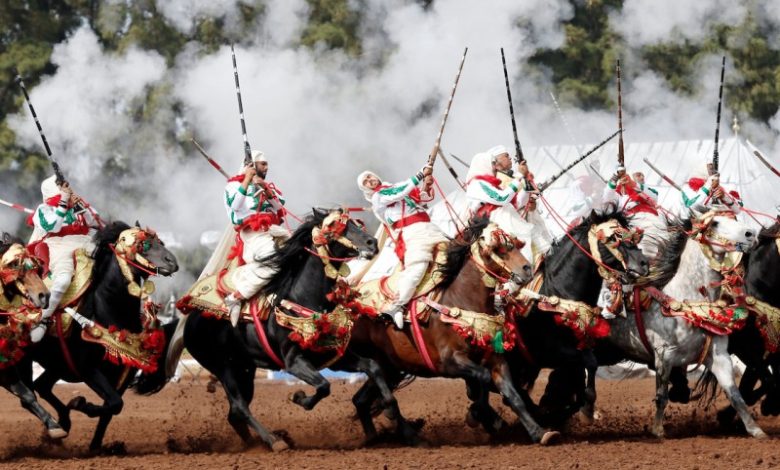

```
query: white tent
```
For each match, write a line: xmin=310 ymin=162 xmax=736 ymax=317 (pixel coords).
xmin=515 ymin=134 xmax=779 ymax=236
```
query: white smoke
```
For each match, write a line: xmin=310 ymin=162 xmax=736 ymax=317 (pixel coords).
xmin=613 ymin=0 xmax=748 ymax=46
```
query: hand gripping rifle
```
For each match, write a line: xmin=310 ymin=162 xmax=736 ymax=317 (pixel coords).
xmin=14 ymin=69 xmax=86 ymax=213
xmin=616 ymin=59 xmax=625 ymax=168
xmin=426 ymin=47 xmax=468 ymax=168
xmin=231 ymin=44 xmax=252 ymax=166
xmin=538 ymin=129 xmax=622 ymax=191
xmin=711 ymin=56 xmax=726 ymax=176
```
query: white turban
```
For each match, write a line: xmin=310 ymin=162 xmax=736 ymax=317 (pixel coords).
xmin=466 ymin=152 xmax=494 ymax=182
xmin=251 ymin=150 xmax=266 ymax=163
xmin=41 ymin=175 xmax=60 ymax=202
xmin=614 ymin=163 xmax=626 ymax=174
xmin=357 ymin=170 xmax=381 ymax=201
xmin=487 ymin=145 xmax=509 ymax=162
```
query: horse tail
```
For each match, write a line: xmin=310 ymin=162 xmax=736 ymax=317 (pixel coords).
xmin=132 ymin=318 xmax=182 ymax=395
xmin=165 ymin=312 xmax=188 ymax=379
xmin=691 ymin=368 xmax=719 ymax=407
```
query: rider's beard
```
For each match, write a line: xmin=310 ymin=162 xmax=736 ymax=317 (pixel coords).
xmin=257 ymin=169 xmax=268 ymax=179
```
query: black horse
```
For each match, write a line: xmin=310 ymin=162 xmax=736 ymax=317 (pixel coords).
xmin=0 ymin=233 xmax=66 ymax=439
xmin=715 ymin=221 xmax=780 ymax=427
xmin=16 ymin=221 xmax=179 ymax=451
xmin=181 ymin=208 xmax=389 ymax=451
xmin=505 ymin=211 xmax=649 ymax=427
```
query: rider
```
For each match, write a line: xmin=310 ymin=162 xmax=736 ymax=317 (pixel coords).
xmin=680 ymin=164 xmax=742 ymax=217
xmin=602 ymin=165 xmax=666 ymax=259
xmin=223 ymin=150 xmax=289 ymax=326
xmin=28 ymin=176 xmax=101 ymax=342
xmin=357 ymin=165 xmax=447 ymax=329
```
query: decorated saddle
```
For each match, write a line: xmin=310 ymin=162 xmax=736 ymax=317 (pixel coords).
xmin=176 ymin=258 xmax=272 ymax=322
xmin=357 ymin=241 xmax=450 ymax=323
xmin=44 ymin=248 xmax=95 ymax=337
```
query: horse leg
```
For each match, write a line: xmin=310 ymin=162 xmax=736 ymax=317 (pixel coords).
xmin=650 ymin=357 xmax=671 ymax=438
xmin=464 ymin=377 xmax=507 ymax=434
xmin=668 ymin=366 xmax=691 ymax=404
xmin=87 ymin=374 xmax=133 ymax=452
xmin=284 ymin=355 xmax=331 ymax=411
xmin=761 ymin=355 xmax=780 ymax=416
xmin=218 ymin=364 xmax=288 ymax=451
xmin=351 ymin=379 xmax=380 ymax=443
xmin=64 ymin=370 xmax=129 ymax=451
xmin=4 ymin=375 xmax=67 ymax=439
xmin=490 ymin=359 xmax=559 ymax=445
xmin=579 ymin=351 xmax=599 ymax=423
xmin=707 ymin=338 xmax=767 ymax=438
xmin=33 ymin=369 xmax=72 ymax=433
xmin=718 ymin=367 xmax=760 ymax=427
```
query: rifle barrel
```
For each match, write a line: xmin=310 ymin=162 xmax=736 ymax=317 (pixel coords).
xmin=539 ymin=129 xmax=621 ymax=191
xmin=501 ymin=48 xmax=523 ymax=163
xmin=231 ymin=45 xmax=252 ymax=165
xmin=427 ymin=47 xmax=468 ymax=167
xmin=713 ymin=56 xmax=726 ymax=173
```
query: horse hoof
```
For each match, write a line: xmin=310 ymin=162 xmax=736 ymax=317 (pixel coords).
xmin=752 ymin=429 xmax=769 ymax=439
xmin=465 ymin=411 xmax=479 ymax=428
xmin=47 ymin=426 xmax=68 ymax=440
xmin=668 ymin=385 xmax=690 ymax=404
xmin=271 ymin=439 xmax=289 ymax=452
xmin=289 ymin=390 xmax=306 ymax=405
xmin=206 ymin=381 xmax=217 ymax=394
xmin=539 ymin=430 xmax=561 ymax=446
xmin=67 ymin=396 xmax=86 ymax=410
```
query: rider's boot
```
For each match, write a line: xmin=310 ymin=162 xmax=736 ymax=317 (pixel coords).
xmin=224 ymin=292 xmax=244 ymax=327
xmin=381 ymin=304 xmax=405 ymax=330
xmin=30 ymin=287 xmax=66 ymax=343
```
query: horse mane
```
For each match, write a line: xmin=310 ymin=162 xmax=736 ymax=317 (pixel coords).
xmin=759 ymin=221 xmax=780 ymax=243
xmin=437 ymin=216 xmax=490 ymax=290
xmin=544 ymin=209 xmax=632 ymax=261
xmin=260 ymin=212 xmax=324 ymax=297
xmin=644 ymin=217 xmax=691 ymax=288
xmin=0 ymin=232 xmax=23 ymax=256
xmin=91 ymin=221 xmax=132 ymax=273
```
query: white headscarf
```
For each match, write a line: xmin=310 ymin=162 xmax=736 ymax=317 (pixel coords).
xmin=357 ymin=170 xmax=381 ymax=201
xmin=487 ymin=145 xmax=509 ymax=162
xmin=251 ymin=150 xmax=266 ymax=163
xmin=466 ymin=152 xmax=493 ymax=182
xmin=41 ymin=175 xmax=60 ymax=202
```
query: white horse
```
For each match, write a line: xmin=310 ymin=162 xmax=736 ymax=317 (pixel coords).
xmin=604 ymin=212 xmax=766 ymax=438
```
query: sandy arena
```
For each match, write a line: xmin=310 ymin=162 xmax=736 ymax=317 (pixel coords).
xmin=0 ymin=374 xmax=778 ymax=469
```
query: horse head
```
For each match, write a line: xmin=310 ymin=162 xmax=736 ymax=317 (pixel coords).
xmin=587 ymin=217 xmax=649 ymax=282
xmin=476 ymin=223 xmax=533 ymax=286
xmin=112 ymin=226 xmax=179 ymax=277
xmin=312 ymin=207 xmax=378 ymax=260
xmin=691 ymin=211 xmax=757 ymax=254
xmin=0 ymin=235 xmax=50 ymax=309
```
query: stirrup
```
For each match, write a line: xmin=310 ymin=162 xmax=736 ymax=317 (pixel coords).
xmin=30 ymin=319 xmax=52 ymax=343
xmin=382 ymin=306 xmax=405 ymax=330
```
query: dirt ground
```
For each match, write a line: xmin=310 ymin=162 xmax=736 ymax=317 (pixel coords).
xmin=0 ymin=374 xmax=778 ymax=469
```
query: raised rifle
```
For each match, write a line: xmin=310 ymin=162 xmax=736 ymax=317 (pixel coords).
xmin=746 ymin=140 xmax=780 ymax=179
xmin=231 ymin=44 xmax=252 ymax=166
xmin=0 ymin=197 xmax=33 ymax=214
xmin=616 ymin=59 xmax=625 ymax=168
xmin=712 ymin=56 xmax=726 ymax=175
xmin=426 ymin=47 xmax=468 ymax=168
xmin=538 ymin=129 xmax=621 ymax=191
xmin=14 ymin=69 xmax=86 ymax=213
xmin=191 ymin=138 xmax=230 ymax=180
xmin=500 ymin=48 xmax=524 ymax=164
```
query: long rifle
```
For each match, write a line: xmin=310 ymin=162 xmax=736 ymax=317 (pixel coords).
xmin=191 ymin=138 xmax=230 ymax=180
xmin=448 ymin=152 xmax=470 ymax=169
xmin=14 ymin=69 xmax=88 ymax=213
xmin=538 ymin=129 xmax=621 ymax=191
xmin=230 ymin=44 xmax=252 ymax=166
xmin=712 ymin=56 xmax=726 ymax=175
xmin=14 ymin=70 xmax=64 ymax=184
xmin=588 ymin=163 xmax=607 ymax=184
xmin=500 ymin=48 xmax=524 ymax=164
xmin=427 ymin=47 xmax=468 ymax=167
xmin=0 ymin=197 xmax=33 ymax=214
xmin=616 ymin=59 xmax=625 ymax=167
xmin=642 ymin=157 xmax=681 ymax=191
xmin=746 ymin=140 xmax=780 ymax=179
xmin=436 ymin=148 xmax=465 ymax=189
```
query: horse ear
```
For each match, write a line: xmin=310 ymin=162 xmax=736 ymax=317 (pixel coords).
xmin=312 ymin=207 xmax=328 ymax=219
xmin=135 ymin=220 xmax=141 ymax=228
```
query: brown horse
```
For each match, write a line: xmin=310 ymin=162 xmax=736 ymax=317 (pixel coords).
xmin=348 ymin=218 xmax=558 ymax=445
xmin=0 ymin=233 xmax=65 ymax=439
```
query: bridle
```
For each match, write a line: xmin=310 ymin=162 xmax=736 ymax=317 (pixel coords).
xmin=470 ymin=224 xmax=527 ymax=287
xmin=308 ymin=210 xmax=366 ymax=279
xmin=0 ymin=244 xmax=42 ymax=304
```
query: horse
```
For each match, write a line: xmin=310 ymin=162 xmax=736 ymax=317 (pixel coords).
xmin=180 ymin=208 xmax=385 ymax=451
xmin=0 ymin=233 xmax=66 ymax=439
xmin=17 ymin=221 xmax=180 ymax=451
xmin=714 ymin=221 xmax=780 ymax=427
xmin=494 ymin=210 xmax=650 ymax=429
xmin=347 ymin=216 xmax=564 ymax=444
xmin=589 ymin=212 xmax=766 ymax=438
